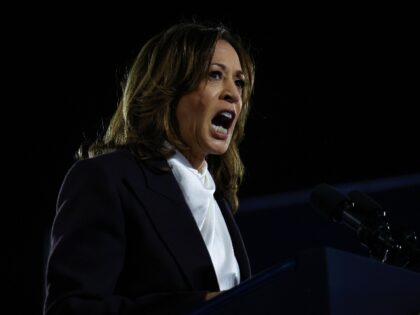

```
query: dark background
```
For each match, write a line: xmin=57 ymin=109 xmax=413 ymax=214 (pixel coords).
xmin=10 ymin=5 xmax=419 ymax=314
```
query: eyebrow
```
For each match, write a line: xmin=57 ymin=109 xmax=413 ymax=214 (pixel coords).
xmin=211 ymin=63 xmax=245 ymax=78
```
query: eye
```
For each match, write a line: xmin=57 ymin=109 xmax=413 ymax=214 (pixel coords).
xmin=235 ymin=79 xmax=245 ymax=90
xmin=209 ymin=70 xmax=223 ymax=80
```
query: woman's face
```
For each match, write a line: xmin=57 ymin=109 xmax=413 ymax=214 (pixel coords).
xmin=176 ymin=40 xmax=245 ymax=169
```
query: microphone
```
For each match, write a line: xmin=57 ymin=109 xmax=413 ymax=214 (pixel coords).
xmin=310 ymin=183 xmax=420 ymax=272
xmin=311 ymin=184 xmax=396 ymax=263
xmin=310 ymin=183 xmax=362 ymax=231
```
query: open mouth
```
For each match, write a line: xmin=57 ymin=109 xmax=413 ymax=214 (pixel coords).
xmin=211 ymin=110 xmax=236 ymax=135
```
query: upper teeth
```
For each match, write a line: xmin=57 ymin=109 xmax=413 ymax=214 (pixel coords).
xmin=221 ymin=112 xmax=233 ymax=119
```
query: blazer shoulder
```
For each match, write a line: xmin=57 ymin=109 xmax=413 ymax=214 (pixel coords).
xmin=60 ymin=150 xmax=141 ymax=191
xmin=87 ymin=149 xmax=137 ymax=168
xmin=69 ymin=149 xmax=136 ymax=173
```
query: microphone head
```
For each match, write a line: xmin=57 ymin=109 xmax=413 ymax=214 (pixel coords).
xmin=310 ymin=183 xmax=353 ymax=222
xmin=348 ymin=190 xmax=387 ymax=220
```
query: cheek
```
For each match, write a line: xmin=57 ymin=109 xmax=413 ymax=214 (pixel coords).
xmin=177 ymin=111 xmax=192 ymax=137
xmin=238 ymin=99 xmax=243 ymax=112
xmin=176 ymin=90 xmax=210 ymax=136
xmin=176 ymin=107 xmax=200 ymax=143
xmin=176 ymin=97 xmax=194 ymax=130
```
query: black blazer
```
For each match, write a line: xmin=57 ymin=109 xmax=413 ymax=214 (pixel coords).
xmin=44 ymin=150 xmax=250 ymax=315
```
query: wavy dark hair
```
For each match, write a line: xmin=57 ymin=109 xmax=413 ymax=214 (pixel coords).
xmin=80 ymin=22 xmax=255 ymax=211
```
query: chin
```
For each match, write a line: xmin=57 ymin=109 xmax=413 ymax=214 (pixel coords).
xmin=208 ymin=142 xmax=230 ymax=156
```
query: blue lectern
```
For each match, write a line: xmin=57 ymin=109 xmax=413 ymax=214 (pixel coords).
xmin=189 ymin=247 xmax=420 ymax=315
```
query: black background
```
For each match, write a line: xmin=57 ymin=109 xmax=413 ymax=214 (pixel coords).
xmin=9 ymin=5 xmax=419 ymax=314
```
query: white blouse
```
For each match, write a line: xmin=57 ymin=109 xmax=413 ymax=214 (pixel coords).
xmin=167 ymin=150 xmax=240 ymax=290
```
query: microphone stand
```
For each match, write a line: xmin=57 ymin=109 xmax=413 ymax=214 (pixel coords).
xmin=345 ymin=190 xmax=420 ymax=273
xmin=310 ymin=184 xmax=420 ymax=273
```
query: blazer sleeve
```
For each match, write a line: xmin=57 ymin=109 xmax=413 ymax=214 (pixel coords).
xmin=44 ymin=159 xmax=206 ymax=315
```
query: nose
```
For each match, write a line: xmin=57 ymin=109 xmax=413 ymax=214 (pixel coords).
xmin=222 ymin=78 xmax=241 ymax=105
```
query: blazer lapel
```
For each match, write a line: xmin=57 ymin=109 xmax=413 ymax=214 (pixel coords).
xmin=124 ymin=157 xmax=219 ymax=291
xmin=216 ymin=193 xmax=251 ymax=281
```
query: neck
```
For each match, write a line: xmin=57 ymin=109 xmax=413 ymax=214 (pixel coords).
xmin=180 ymin=149 xmax=206 ymax=171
